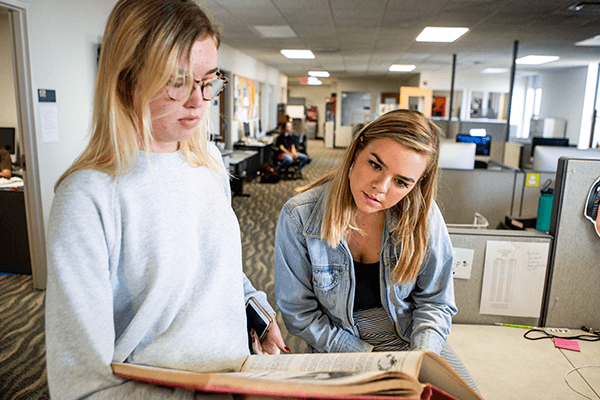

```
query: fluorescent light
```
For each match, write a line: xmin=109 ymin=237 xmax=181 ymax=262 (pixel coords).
xmin=416 ymin=27 xmax=469 ymax=43
xmin=516 ymin=55 xmax=559 ymax=65
xmin=576 ymin=35 xmax=600 ymax=46
xmin=389 ymin=64 xmax=416 ymax=72
xmin=481 ymin=68 xmax=509 ymax=74
xmin=308 ymin=71 xmax=330 ymax=77
xmin=253 ymin=25 xmax=297 ymax=38
xmin=281 ymin=49 xmax=315 ymax=59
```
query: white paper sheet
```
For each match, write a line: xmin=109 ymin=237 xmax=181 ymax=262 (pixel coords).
xmin=479 ymin=240 xmax=549 ymax=317
xmin=40 ymin=104 xmax=59 ymax=144
xmin=452 ymin=247 xmax=474 ymax=280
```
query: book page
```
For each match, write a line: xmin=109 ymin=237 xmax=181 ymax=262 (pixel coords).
xmin=419 ymin=352 xmax=483 ymax=400
xmin=242 ymin=351 xmax=423 ymax=378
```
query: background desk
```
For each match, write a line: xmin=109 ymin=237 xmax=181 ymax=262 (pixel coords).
xmin=0 ymin=188 xmax=31 ymax=275
xmin=229 ymin=150 xmax=259 ymax=197
xmin=448 ymin=324 xmax=599 ymax=400
xmin=233 ymin=140 xmax=272 ymax=171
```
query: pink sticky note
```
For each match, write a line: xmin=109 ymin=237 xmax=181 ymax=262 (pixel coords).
xmin=554 ymin=337 xmax=580 ymax=352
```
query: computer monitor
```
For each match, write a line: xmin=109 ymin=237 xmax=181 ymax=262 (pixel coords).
xmin=439 ymin=142 xmax=476 ymax=170
xmin=530 ymin=137 xmax=569 ymax=157
xmin=533 ymin=146 xmax=600 ymax=172
xmin=456 ymin=134 xmax=491 ymax=156
xmin=0 ymin=127 xmax=15 ymax=155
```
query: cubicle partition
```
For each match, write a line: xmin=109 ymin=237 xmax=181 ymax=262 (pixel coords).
xmin=542 ymin=158 xmax=600 ymax=329
xmin=437 ymin=168 xmax=520 ymax=229
xmin=449 ymin=228 xmax=552 ymax=327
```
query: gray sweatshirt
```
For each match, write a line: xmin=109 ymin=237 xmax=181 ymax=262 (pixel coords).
xmin=45 ymin=144 xmax=273 ymax=399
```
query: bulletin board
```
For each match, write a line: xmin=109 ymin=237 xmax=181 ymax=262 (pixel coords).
xmin=234 ymin=75 xmax=258 ymax=122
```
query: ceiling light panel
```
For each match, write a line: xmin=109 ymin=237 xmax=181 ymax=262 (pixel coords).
xmin=281 ymin=50 xmax=315 ymax=59
xmin=253 ymin=25 xmax=297 ymax=38
xmin=415 ymin=27 xmax=469 ymax=43
xmin=389 ymin=64 xmax=416 ymax=72
xmin=516 ymin=55 xmax=560 ymax=65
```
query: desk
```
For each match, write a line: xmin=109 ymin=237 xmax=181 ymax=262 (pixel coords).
xmin=448 ymin=324 xmax=600 ymax=400
xmin=233 ymin=140 xmax=272 ymax=175
xmin=0 ymin=188 xmax=31 ymax=275
xmin=229 ymin=150 xmax=259 ymax=197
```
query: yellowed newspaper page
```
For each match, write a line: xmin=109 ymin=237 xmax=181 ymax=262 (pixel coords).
xmin=242 ymin=351 xmax=424 ymax=378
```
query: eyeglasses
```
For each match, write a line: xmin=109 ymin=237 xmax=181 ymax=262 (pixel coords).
xmin=166 ymin=71 xmax=228 ymax=102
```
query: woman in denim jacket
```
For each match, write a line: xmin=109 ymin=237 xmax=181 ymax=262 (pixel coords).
xmin=275 ymin=109 xmax=477 ymax=389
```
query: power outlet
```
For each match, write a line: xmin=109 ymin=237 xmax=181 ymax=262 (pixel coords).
xmin=545 ymin=327 xmax=571 ymax=334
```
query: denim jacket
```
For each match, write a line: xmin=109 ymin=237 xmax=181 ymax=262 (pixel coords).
xmin=274 ymin=183 xmax=457 ymax=355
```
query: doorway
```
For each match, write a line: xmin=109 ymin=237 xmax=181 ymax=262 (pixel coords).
xmin=1 ymin=1 xmax=46 ymax=289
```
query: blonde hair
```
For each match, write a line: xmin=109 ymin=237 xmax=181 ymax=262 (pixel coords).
xmin=300 ymin=109 xmax=442 ymax=284
xmin=55 ymin=0 xmax=221 ymax=190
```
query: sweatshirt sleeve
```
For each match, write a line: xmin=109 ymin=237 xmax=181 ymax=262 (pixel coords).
xmin=45 ymin=173 xmax=200 ymax=400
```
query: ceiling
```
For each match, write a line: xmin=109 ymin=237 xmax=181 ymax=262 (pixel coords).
xmin=199 ymin=0 xmax=600 ymax=85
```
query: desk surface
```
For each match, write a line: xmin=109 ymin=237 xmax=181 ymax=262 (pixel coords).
xmin=229 ymin=150 xmax=258 ymax=165
xmin=448 ymin=324 xmax=600 ymax=400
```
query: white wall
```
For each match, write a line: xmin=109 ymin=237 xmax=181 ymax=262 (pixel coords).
xmin=25 ymin=0 xmax=116 ymax=231
xmin=15 ymin=0 xmax=287 ymax=240
xmin=0 ymin=11 xmax=20 ymax=157
xmin=538 ymin=67 xmax=588 ymax=146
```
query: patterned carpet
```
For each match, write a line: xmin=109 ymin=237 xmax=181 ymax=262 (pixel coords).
xmin=0 ymin=139 xmax=344 ymax=399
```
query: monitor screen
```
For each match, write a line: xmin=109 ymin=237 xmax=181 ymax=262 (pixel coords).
xmin=531 ymin=137 xmax=569 ymax=157
xmin=456 ymin=134 xmax=491 ymax=156
xmin=0 ymin=127 xmax=15 ymax=154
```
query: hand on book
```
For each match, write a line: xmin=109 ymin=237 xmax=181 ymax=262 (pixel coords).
xmin=252 ymin=314 xmax=290 ymax=355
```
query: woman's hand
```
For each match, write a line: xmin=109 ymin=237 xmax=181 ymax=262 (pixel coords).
xmin=252 ymin=315 xmax=290 ymax=355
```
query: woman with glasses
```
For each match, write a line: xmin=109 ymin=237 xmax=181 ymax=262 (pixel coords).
xmin=274 ymin=109 xmax=478 ymax=391
xmin=45 ymin=0 xmax=286 ymax=398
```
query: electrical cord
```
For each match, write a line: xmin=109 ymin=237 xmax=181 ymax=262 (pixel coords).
xmin=523 ymin=326 xmax=600 ymax=341
xmin=564 ymin=365 xmax=600 ymax=400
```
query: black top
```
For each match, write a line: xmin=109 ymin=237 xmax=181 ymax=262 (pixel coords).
xmin=353 ymin=261 xmax=382 ymax=311
xmin=275 ymin=134 xmax=295 ymax=151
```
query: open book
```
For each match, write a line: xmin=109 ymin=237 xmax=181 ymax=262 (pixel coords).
xmin=112 ymin=351 xmax=482 ymax=400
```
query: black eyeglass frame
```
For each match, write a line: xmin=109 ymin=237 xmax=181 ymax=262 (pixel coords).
xmin=166 ymin=71 xmax=228 ymax=102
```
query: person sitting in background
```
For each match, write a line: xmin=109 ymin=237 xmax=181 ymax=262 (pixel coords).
xmin=45 ymin=1 xmax=287 ymax=399
xmin=274 ymin=109 xmax=478 ymax=392
xmin=275 ymin=121 xmax=309 ymax=178
xmin=0 ymin=148 xmax=12 ymax=179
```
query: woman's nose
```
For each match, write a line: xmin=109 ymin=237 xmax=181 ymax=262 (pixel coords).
xmin=373 ymin=177 xmax=390 ymax=193
xmin=184 ymin=85 xmax=205 ymax=108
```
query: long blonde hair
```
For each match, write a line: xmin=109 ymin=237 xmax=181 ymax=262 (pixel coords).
xmin=300 ymin=109 xmax=443 ymax=284
xmin=55 ymin=0 xmax=221 ymax=190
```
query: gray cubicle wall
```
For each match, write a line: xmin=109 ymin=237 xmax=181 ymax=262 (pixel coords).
xmin=513 ymin=171 xmax=556 ymax=220
xmin=437 ymin=168 xmax=521 ymax=228
xmin=542 ymin=158 xmax=600 ymax=329
xmin=449 ymin=228 xmax=553 ymax=327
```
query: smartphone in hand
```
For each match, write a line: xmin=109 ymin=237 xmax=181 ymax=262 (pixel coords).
xmin=246 ymin=297 xmax=273 ymax=352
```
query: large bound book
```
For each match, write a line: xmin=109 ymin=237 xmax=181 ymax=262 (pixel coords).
xmin=112 ymin=350 xmax=482 ymax=400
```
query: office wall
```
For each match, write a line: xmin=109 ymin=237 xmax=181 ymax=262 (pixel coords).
xmin=17 ymin=0 xmax=288 ymax=235
xmin=0 ymin=11 xmax=19 ymax=148
xmin=538 ymin=67 xmax=588 ymax=147
xmin=26 ymin=0 xmax=115 ymax=233
xmin=288 ymin=83 xmax=337 ymax=139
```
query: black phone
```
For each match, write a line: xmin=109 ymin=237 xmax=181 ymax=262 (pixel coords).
xmin=246 ymin=297 xmax=273 ymax=352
